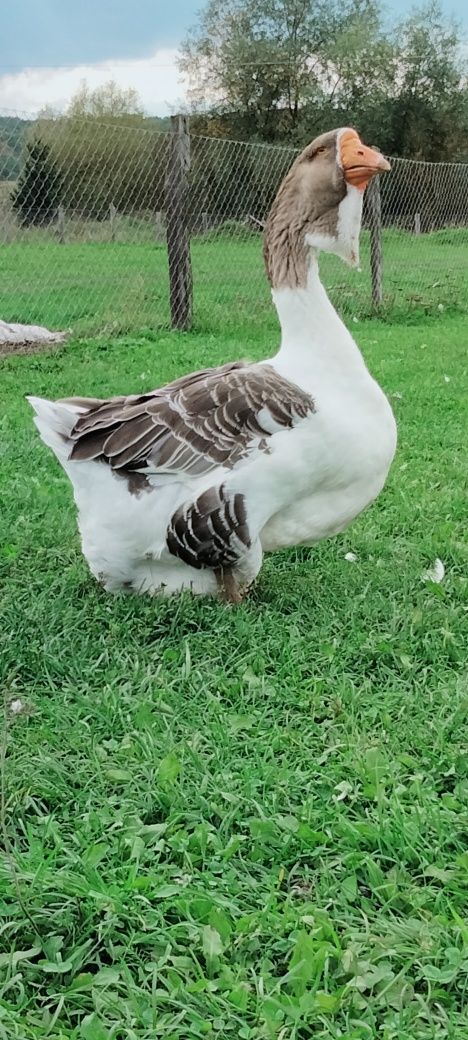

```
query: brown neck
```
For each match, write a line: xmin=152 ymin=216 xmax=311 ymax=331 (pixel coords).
xmin=263 ymin=219 xmax=309 ymax=290
xmin=263 ymin=189 xmax=311 ymax=291
xmin=263 ymin=158 xmax=346 ymax=290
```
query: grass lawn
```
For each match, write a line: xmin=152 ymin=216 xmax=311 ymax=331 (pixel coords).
xmin=1 ymin=299 xmax=468 ymax=1038
xmin=0 ymin=228 xmax=467 ymax=339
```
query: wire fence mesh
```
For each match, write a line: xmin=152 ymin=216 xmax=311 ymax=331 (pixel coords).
xmin=1 ymin=111 xmax=467 ymax=339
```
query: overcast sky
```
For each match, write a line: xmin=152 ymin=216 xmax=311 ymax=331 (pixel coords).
xmin=1 ymin=0 xmax=467 ymax=116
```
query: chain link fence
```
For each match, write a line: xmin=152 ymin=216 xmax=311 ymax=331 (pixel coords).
xmin=1 ymin=111 xmax=467 ymax=339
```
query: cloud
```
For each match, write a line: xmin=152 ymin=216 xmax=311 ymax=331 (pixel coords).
xmin=0 ymin=49 xmax=188 ymax=117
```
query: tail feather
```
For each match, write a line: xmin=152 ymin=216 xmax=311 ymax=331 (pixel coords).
xmin=27 ymin=395 xmax=86 ymax=462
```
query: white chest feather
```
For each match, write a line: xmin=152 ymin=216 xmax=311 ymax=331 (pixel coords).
xmin=260 ymin=268 xmax=397 ymax=550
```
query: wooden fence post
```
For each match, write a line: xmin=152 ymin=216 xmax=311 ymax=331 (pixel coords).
xmin=155 ymin=211 xmax=165 ymax=240
xmin=109 ymin=202 xmax=117 ymax=242
xmin=57 ymin=204 xmax=66 ymax=244
xmin=165 ymin=114 xmax=193 ymax=331
xmin=367 ymin=176 xmax=383 ymax=309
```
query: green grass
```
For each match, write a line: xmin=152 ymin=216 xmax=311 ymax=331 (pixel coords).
xmin=1 ymin=305 xmax=468 ymax=1039
xmin=0 ymin=228 xmax=467 ymax=340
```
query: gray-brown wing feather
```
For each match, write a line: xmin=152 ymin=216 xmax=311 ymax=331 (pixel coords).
xmin=67 ymin=361 xmax=315 ymax=478
xmin=166 ymin=484 xmax=251 ymax=570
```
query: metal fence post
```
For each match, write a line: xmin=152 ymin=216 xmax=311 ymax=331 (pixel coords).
xmin=165 ymin=114 xmax=193 ymax=331
xmin=368 ymin=176 xmax=383 ymax=309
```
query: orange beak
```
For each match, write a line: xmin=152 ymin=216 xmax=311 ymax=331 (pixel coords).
xmin=340 ymin=129 xmax=391 ymax=192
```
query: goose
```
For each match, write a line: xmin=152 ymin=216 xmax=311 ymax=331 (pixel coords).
xmin=28 ymin=127 xmax=397 ymax=603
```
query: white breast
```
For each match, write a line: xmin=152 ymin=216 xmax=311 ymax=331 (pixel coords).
xmin=260 ymin=375 xmax=397 ymax=551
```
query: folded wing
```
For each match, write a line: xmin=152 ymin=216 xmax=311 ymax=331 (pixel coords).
xmin=66 ymin=361 xmax=315 ymax=480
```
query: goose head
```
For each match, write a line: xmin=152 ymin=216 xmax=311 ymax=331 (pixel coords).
xmin=264 ymin=128 xmax=390 ymax=290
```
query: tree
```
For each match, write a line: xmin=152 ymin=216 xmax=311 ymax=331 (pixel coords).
xmin=387 ymin=2 xmax=468 ymax=160
xmin=33 ymin=82 xmax=168 ymax=219
xmin=180 ymin=0 xmax=349 ymax=142
xmin=11 ymin=140 xmax=63 ymax=226
xmin=0 ymin=116 xmax=33 ymax=181
xmin=67 ymin=81 xmax=145 ymax=122
xmin=316 ymin=0 xmax=398 ymax=149
xmin=180 ymin=0 xmax=468 ymax=159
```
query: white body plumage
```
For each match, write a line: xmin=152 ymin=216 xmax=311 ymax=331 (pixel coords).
xmin=28 ymin=265 xmax=396 ymax=597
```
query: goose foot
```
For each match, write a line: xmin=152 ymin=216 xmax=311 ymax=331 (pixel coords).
xmin=215 ymin=568 xmax=244 ymax=605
